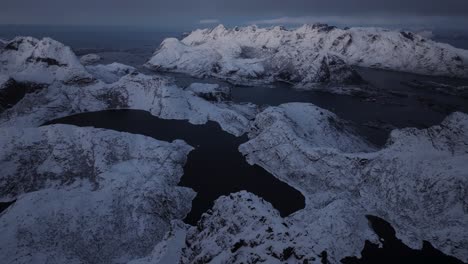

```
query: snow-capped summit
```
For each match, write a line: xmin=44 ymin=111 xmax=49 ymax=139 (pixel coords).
xmin=147 ymin=24 xmax=468 ymax=88
xmin=146 ymin=24 xmax=365 ymax=88
xmin=0 ymin=37 xmax=93 ymax=84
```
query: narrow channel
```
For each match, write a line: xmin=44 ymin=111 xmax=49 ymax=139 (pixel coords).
xmin=44 ymin=109 xmax=306 ymax=224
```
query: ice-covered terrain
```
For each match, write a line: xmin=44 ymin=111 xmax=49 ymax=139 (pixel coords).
xmin=0 ymin=73 xmax=256 ymax=136
xmin=1 ymin=34 xmax=467 ymax=264
xmin=147 ymin=24 xmax=468 ymax=88
xmin=0 ymin=36 xmax=257 ymax=136
xmin=0 ymin=74 xmax=11 ymax=91
xmin=0 ymin=124 xmax=194 ymax=263
xmin=146 ymin=25 xmax=365 ymax=88
xmin=136 ymin=104 xmax=468 ymax=263
xmin=239 ymin=103 xmax=468 ymax=262
xmin=0 ymin=37 xmax=93 ymax=84
xmin=80 ymin=53 xmax=102 ymax=65
xmin=85 ymin=62 xmax=136 ymax=83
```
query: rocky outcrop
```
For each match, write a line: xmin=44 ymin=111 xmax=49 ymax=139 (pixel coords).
xmin=130 ymin=192 xmax=318 ymax=264
xmin=0 ymin=37 xmax=93 ymax=84
xmin=86 ymin=62 xmax=136 ymax=83
xmin=146 ymin=24 xmax=468 ymax=88
xmin=185 ymin=83 xmax=231 ymax=102
xmin=403 ymin=80 xmax=468 ymax=98
xmin=80 ymin=53 xmax=102 ymax=65
xmin=146 ymin=26 xmax=365 ymax=88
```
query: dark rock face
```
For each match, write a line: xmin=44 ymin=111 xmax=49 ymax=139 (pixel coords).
xmin=0 ymin=78 xmax=47 ymax=112
xmin=316 ymin=55 xmax=365 ymax=85
xmin=400 ymin=32 xmax=415 ymax=41
xmin=186 ymin=83 xmax=232 ymax=102
xmin=402 ymin=80 xmax=468 ymax=99
xmin=27 ymin=57 xmax=68 ymax=67
xmin=3 ymin=37 xmax=38 ymax=51
xmin=312 ymin=23 xmax=337 ymax=33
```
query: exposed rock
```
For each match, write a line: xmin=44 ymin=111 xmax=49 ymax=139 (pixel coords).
xmin=403 ymin=80 xmax=468 ymax=98
xmin=146 ymin=26 xmax=365 ymax=88
xmin=0 ymin=75 xmax=47 ymax=112
xmin=146 ymin=24 xmax=468 ymax=89
xmin=86 ymin=62 xmax=136 ymax=83
xmin=130 ymin=192 xmax=318 ymax=264
xmin=0 ymin=37 xmax=93 ymax=84
xmin=79 ymin=53 xmax=102 ymax=65
xmin=186 ymin=83 xmax=231 ymax=102
xmin=0 ymin=125 xmax=195 ymax=263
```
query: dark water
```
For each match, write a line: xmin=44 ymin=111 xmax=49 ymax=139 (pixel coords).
xmin=341 ymin=215 xmax=465 ymax=264
xmin=44 ymin=110 xmax=306 ymax=224
xmin=0 ymin=200 xmax=15 ymax=214
xmin=166 ymin=68 xmax=468 ymax=147
xmin=3 ymin=26 xmax=468 ymax=263
xmin=0 ymin=25 xmax=181 ymax=67
xmin=43 ymin=111 xmax=467 ymax=263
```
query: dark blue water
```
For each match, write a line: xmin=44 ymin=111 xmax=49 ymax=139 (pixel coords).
xmin=2 ymin=25 xmax=467 ymax=263
xmin=0 ymin=25 xmax=180 ymax=67
xmin=44 ymin=110 xmax=306 ymax=225
xmin=43 ymin=110 xmax=466 ymax=263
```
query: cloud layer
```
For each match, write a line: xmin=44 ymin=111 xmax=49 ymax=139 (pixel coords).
xmin=0 ymin=0 xmax=467 ymax=30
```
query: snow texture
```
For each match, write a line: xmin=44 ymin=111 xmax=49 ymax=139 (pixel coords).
xmin=147 ymin=24 xmax=468 ymax=88
xmin=80 ymin=53 xmax=102 ymax=65
xmin=0 ymin=38 xmax=7 ymax=49
xmin=0 ymin=73 xmax=256 ymax=136
xmin=0 ymin=74 xmax=11 ymax=91
xmin=0 ymin=37 xmax=93 ymax=84
xmin=238 ymin=103 xmax=468 ymax=262
xmin=140 ymin=104 xmax=468 ymax=263
xmin=146 ymin=25 xmax=364 ymax=88
xmin=0 ymin=124 xmax=195 ymax=263
xmin=86 ymin=62 xmax=136 ymax=83
xmin=0 ymin=37 xmax=256 ymax=136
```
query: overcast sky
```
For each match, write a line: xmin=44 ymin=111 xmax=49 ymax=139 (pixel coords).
xmin=1 ymin=0 xmax=467 ymax=30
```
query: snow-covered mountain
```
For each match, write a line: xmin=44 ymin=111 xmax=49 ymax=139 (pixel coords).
xmin=85 ymin=62 xmax=136 ymax=83
xmin=0 ymin=37 xmax=93 ymax=84
xmin=0 ymin=73 xmax=257 ymax=136
xmin=138 ymin=105 xmax=468 ymax=263
xmin=239 ymin=104 xmax=468 ymax=262
xmin=147 ymin=24 xmax=468 ymax=88
xmin=0 ymin=36 xmax=257 ymax=136
xmin=0 ymin=125 xmax=194 ymax=263
xmin=2 ymin=36 xmax=467 ymax=263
